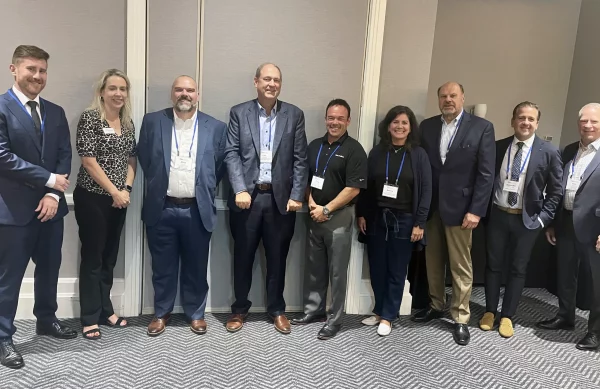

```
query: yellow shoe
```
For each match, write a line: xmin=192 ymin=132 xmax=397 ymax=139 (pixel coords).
xmin=499 ymin=318 xmax=514 ymax=338
xmin=479 ymin=312 xmax=495 ymax=331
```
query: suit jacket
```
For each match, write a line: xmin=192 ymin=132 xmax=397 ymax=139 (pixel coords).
xmin=224 ymin=99 xmax=308 ymax=214
xmin=491 ymin=135 xmax=563 ymax=229
xmin=420 ymin=111 xmax=496 ymax=226
xmin=557 ymin=141 xmax=600 ymax=244
xmin=137 ymin=109 xmax=227 ymax=231
xmin=355 ymin=143 xmax=432 ymax=250
xmin=0 ymin=90 xmax=72 ymax=226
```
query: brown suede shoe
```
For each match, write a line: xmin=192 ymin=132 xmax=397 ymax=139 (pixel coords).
xmin=147 ymin=314 xmax=170 ymax=337
xmin=226 ymin=314 xmax=247 ymax=333
xmin=190 ymin=319 xmax=207 ymax=334
xmin=272 ymin=314 xmax=291 ymax=334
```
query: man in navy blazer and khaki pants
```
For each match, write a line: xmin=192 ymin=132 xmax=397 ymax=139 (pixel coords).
xmin=413 ymin=82 xmax=495 ymax=346
xmin=137 ymin=76 xmax=227 ymax=337
xmin=0 ymin=45 xmax=75 ymax=369
xmin=225 ymin=63 xmax=308 ymax=334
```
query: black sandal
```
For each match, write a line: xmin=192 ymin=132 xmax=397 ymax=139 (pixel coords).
xmin=82 ymin=327 xmax=102 ymax=340
xmin=104 ymin=317 xmax=128 ymax=328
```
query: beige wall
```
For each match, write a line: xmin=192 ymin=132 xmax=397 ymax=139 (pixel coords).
xmin=377 ymin=0 xmax=438 ymax=125
xmin=426 ymin=0 xmax=581 ymax=143
xmin=560 ymin=0 xmax=600 ymax=148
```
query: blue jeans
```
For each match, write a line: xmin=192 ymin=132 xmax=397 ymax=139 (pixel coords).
xmin=367 ymin=209 xmax=415 ymax=321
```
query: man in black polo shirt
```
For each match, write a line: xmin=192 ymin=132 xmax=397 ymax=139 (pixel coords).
xmin=290 ymin=99 xmax=367 ymax=339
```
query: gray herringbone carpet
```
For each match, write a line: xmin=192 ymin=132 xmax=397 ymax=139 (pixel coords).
xmin=1 ymin=288 xmax=599 ymax=389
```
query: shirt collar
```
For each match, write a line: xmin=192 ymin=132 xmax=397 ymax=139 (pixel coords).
xmin=512 ymin=134 xmax=535 ymax=148
xmin=440 ymin=109 xmax=464 ymax=126
xmin=257 ymin=100 xmax=277 ymax=117
xmin=173 ymin=109 xmax=197 ymax=129
xmin=583 ymin=137 xmax=600 ymax=152
xmin=322 ymin=131 xmax=349 ymax=145
xmin=12 ymin=85 xmax=40 ymax=107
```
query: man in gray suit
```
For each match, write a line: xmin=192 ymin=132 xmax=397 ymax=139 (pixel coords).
xmin=224 ymin=63 xmax=308 ymax=334
xmin=537 ymin=103 xmax=600 ymax=351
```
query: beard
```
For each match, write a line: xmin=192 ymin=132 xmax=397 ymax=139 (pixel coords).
xmin=175 ymin=98 xmax=195 ymax=112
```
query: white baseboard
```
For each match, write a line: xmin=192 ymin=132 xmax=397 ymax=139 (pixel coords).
xmin=358 ymin=279 xmax=412 ymax=316
xmin=141 ymin=305 xmax=304 ymax=315
xmin=16 ymin=277 xmax=125 ymax=320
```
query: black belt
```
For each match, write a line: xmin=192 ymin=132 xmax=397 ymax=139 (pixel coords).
xmin=166 ymin=196 xmax=195 ymax=205
xmin=256 ymin=183 xmax=272 ymax=191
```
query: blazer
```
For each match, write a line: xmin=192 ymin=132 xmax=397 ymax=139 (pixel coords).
xmin=137 ymin=108 xmax=227 ymax=231
xmin=224 ymin=99 xmax=308 ymax=214
xmin=356 ymin=143 xmax=432 ymax=249
xmin=491 ymin=135 xmax=563 ymax=229
xmin=0 ymin=90 xmax=72 ymax=226
xmin=420 ymin=111 xmax=495 ymax=226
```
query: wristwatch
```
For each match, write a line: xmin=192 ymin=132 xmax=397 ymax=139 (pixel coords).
xmin=323 ymin=206 xmax=330 ymax=216
xmin=125 ymin=185 xmax=133 ymax=193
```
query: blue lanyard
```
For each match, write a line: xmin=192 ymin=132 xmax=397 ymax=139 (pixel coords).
xmin=446 ymin=114 xmax=463 ymax=151
xmin=172 ymin=115 xmax=198 ymax=158
xmin=7 ymin=88 xmax=46 ymax=133
xmin=315 ymin=143 xmax=341 ymax=176
xmin=265 ymin=115 xmax=274 ymax=151
xmin=505 ymin=142 xmax=532 ymax=179
xmin=385 ymin=150 xmax=406 ymax=185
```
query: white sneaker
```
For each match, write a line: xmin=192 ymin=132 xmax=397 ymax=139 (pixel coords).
xmin=361 ymin=316 xmax=380 ymax=326
xmin=377 ymin=322 xmax=392 ymax=336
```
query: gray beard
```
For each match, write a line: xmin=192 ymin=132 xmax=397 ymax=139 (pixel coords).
xmin=175 ymin=100 xmax=195 ymax=112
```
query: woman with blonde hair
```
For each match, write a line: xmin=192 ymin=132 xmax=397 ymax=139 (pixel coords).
xmin=73 ymin=69 xmax=137 ymax=339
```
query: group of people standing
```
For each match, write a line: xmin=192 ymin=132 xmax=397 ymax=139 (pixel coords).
xmin=1 ymin=45 xmax=599 ymax=371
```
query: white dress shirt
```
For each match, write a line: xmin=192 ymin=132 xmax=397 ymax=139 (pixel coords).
xmin=493 ymin=135 xmax=535 ymax=210
xmin=167 ymin=110 xmax=198 ymax=198
xmin=12 ymin=85 xmax=59 ymax=201
xmin=563 ymin=137 xmax=600 ymax=210
xmin=439 ymin=109 xmax=464 ymax=164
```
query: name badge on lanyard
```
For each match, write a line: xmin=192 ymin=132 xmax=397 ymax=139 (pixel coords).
xmin=172 ymin=115 xmax=198 ymax=163
xmin=503 ymin=142 xmax=532 ymax=193
xmin=382 ymin=150 xmax=406 ymax=199
xmin=102 ymin=127 xmax=115 ymax=135
xmin=260 ymin=150 xmax=273 ymax=163
xmin=566 ymin=152 xmax=583 ymax=192
xmin=311 ymin=143 xmax=341 ymax=190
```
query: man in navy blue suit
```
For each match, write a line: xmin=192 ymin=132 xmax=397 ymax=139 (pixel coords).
xmin=224 ymin=63 xmax=308 ymax=334
xmin=479 ymin=102 xmax=562 ymax=338
xmin=137 ymin=76 xmax=227 ymax=337
xmin=0 ymin=45 xmax=75 ymax=369
xmin=412 ymin=82 xmax=495 ymax=346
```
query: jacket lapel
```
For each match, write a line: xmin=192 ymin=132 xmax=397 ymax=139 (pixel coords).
xmin=433 ymin=117 xmax=443 ymax=164
xmin=524 ymin=136 xmax=543 ymax=187
xmin=194 ymin=112 xmax=209 ymax=173
xmin=4 ymin=92 xmax=42 ymax=153
xmin=494 ymin=137 xmax=512 ymax=190
xmin=247 ymin=101 xmax=260 ymax=156
xmin=448 ymin=111 xmax=471 ymax=155
xmin=272 ymin=101 xmax=287 ymax=156
xmin=580 ymin=147 xmax=600 ymax=187
xmin=161 ymin=110 xmax=173 ymax=177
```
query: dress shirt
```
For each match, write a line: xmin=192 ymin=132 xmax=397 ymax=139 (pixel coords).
xmin=257 ymin=100 xmax=277 ymax=184
xmin=167 ymin=110 xmax=198 ymax=198
xmin=439 ymin=109 xmax=464 ymax=164
xmin=563 ymin=137 xmax=600 ymax=210
xmin=12 ymin=86 xmax=59 ymax=201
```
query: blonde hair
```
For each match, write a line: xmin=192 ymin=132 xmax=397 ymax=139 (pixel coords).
xmin=88 ymin=69 xmax=133 ymax=130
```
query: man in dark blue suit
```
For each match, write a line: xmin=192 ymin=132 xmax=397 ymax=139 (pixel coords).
xmin=224 ymin=63 xmax=308 ymax=334
xmin=137 ymin=76 xmax=226 ymax=337
xmin=0 ymin=45 xmax=75 ymax=369
xmin=412 ymin=82 xmax=495 ymax=346
xmin=479 ymin=102 xmax=562 ymax=338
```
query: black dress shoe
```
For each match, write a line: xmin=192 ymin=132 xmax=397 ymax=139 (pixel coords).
xmin=0 ymin=340 xmax=24 ymax=369
xmin=536 ymin=317 xmax=574 ymax=331
xmin=317 ymin=324 xmax=341 ymax=340
xmin=453 ymin=323 xmax=470 ymax=346
xmin=290 ymin=313 xmax=327 ymax=325
xmin=576 ymin=332 xmax=600 ymax=351
xmin=411 ymin=307 xmax=443 ymax=323
xmin=36 ymin=321 xmax=78 ymax=339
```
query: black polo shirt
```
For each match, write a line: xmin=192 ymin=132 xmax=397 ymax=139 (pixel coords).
xmin=307 ymin=131 xmax=368 ymax=206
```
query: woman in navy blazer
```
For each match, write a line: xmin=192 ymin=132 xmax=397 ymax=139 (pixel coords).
xmin=356 ymin=105 xmax=432 ymax=336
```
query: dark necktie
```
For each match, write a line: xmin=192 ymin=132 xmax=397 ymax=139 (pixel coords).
xmin=507 ymin=141 xmax=524 ymax=206
xmin=26 ymin=101 xmax=42 ymax=141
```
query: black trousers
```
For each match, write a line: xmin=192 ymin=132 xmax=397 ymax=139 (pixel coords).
xmin=485 ymin=206 xmax=541 ymax=318
xmin=73 ymin=186 xmax=127 ymax=326
xmin=229 ymin=188 xmax=296 ymax=316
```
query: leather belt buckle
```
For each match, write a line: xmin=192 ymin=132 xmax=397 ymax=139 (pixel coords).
xmin=256 ymin=183 xmax=272 ymax=191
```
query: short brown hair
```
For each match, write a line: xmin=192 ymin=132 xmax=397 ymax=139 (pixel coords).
xmin=12 ymin=45 xmax=50 ymax=65
xmin=512 ymin=101 xmax=541 ymax=121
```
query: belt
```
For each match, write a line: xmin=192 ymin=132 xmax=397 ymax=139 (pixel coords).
xmin=166 ymin=196 xmax=195 ymax=205
xmin=256 ymin=183 xmax=272 ymax=191
xmin=495 ymin=204 xmax=522 ymax=215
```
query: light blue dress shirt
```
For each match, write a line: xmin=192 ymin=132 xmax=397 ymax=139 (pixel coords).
xmin=257 ymin=101 xmax=277 ymax=184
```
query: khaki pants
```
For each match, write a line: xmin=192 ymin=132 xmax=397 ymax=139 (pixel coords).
xmin=425 ymin=211 xmax=473 ymax=324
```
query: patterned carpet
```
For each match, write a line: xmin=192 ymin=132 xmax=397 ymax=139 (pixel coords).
xmin=1 ymin=288 xmax=599 ymax=389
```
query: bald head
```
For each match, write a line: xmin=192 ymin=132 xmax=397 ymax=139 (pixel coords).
xmin=578 ymin=103 xmax=600 ymax=146
xmin=171 ymin=75 xmax=198 ymax=114
xmin=437 ymin=82 xmax=465 ymax=121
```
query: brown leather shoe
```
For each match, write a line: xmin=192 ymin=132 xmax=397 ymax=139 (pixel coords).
xmin=272 ymin=314 xmax=291 ymax=334
xmin=147 ymin=314 xmax=170 ymax=337
xmin=226 ymin=314 xmax=247 ymax=333
xmin=190 ymin=319 xmax=207 ymax=334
